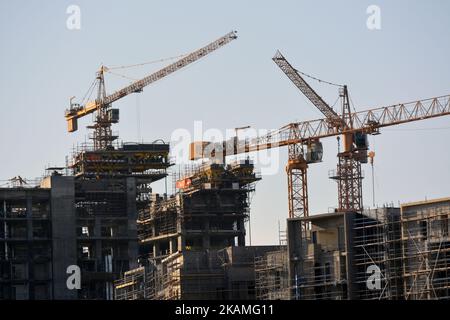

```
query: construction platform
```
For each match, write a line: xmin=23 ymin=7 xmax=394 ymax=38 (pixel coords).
xmin=70 ymin=142 xmax=170 ymax=180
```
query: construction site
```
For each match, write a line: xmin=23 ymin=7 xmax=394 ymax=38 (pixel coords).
xmin=1 ymin=28 xmax=450 ymax=301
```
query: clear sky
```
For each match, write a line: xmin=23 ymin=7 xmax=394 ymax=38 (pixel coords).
xmin=1 ymin=0 xmax=449 ymax=245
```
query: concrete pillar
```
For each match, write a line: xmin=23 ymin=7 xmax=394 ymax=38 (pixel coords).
xmin=169 ymin=238 xmax=179 ymax=254
xmin=176 ymin=194 xmax=185 ymax=252
xmin=203 ymin=219 xmax=210 ymax=249
xmin=177 ymin=234 xmax=185 ymax=252
xmin=126 ymin=178 xmax=138 ymax=269
xmin=153 ymin=242 xmax=160 ymax=258
xmin=237 ymin=219 xmax=246 ymax=246
xmin=26 ymin=196 xmax=33 ymax=238
xmin=287 ymin=218 xmax=303 ymax=300
xmin=169 ymin=239 xmax=173 ymax=254
xmin=343 ymin=211 xmax=356 ymax=300
xmin=94 ymin=217 xmax=102 ymax=267
xmin=26 ymin=196 xmax=33 ymax=300
xmin=48 ymin=176 xmax=77 ymax=300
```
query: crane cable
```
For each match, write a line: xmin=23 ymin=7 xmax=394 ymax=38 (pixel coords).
xmin=104 ymin=69 xmax=138 ymax=82
xmin=294 ymin=67 xmax=344 ymax=88
xmin=105 ymin=53 xmax=189 ymax=70
xmin=293 ymin=66 xmax=346 ymax=115
xmin=348 ymin=92 xmax=358 ymax=114
xmin=102 ymin=53 xmax=191 ymax=83
xmin=80 ymin=78 xmax=98 ymax=105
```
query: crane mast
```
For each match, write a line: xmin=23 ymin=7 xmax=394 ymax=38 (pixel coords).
xmin=273 ymin=51 xmax=345 ymax=219
xmin=65 ymin=31 xmax=238 ymax=150
xmin=333 ymin=85 xmax=363 ymax=213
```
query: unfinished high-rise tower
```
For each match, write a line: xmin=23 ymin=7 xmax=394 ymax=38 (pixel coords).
xmin=115 ymin=159 xmax=265 ymax=299
xmin=69 ymin=142 xmax=171 ymax=299
xmin=138 ymin=159 xmax=260 ymax=259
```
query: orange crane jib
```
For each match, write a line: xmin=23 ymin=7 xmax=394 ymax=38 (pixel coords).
xmin=190 ymin=94 xmax=450 ymax=160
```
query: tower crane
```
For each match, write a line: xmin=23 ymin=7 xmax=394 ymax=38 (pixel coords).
xmin=272 ymin=51 xmax=371 ymax=219
xmin=65 ymin=31 xmax=238 ymax=150
xmin=188 ymin=53 xmax=450 ymax=222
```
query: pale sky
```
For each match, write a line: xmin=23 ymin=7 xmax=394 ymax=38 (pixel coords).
xmin=1 ymin=0 xmax=449 ymax=245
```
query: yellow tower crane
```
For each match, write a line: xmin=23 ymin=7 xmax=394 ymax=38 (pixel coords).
xmin=65 ymin=31 xmax=238 ymax=150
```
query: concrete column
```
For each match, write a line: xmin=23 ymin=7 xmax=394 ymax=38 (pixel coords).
xmin=26 ymin=196 xmax=33 ymax=238
xmin=287 ymin=218 xmax=303 ymax=300
xmin=153 ymin=242 xmax=160 ymax=258
xmin=177 ymin=235 xmax=185 ymax=252
xmin=169 ymin=238 xmax=179 ymax=254
xmin=2 ymin=201 xmax=7 ymax=260
xmin=343 ymin=211 xmax=356 ymax=300
xmin=176 ymin=194 xmax=185 ymax=252
xmin=48 ymin=176 xmax=77 ymax=300
xmin=203 ymin=219 xmax=210 ymax=249
xmin=169 ymin=239 xmax=173 ymax=254
xmin=126 ymin=178 xmax=138 ymax=269
xmin=237 ymin=219 xmax=246 ymax=247
xmin=26 ymin=196 xmax=33 ymax=300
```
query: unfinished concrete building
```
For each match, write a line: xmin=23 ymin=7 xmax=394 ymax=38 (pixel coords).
xmin=0 ymin=141 xmax=170 ymax=300
xmin=282 ymin=207 xmax=405 ymax=300
xmin=138 ymin=159 xmax=260 ymax=261
xmin=254 ymin=249 xmax=289 ymax=300
xmin=401 ymin=198 xmax=450 ymax=299
xmin=115 ymin=245 xmax=281 ymax=300
xmin=115 ymin=159 xmax=267 ymax=299
xmin=255 ymin=197 xmax=450 ymax=300
xmin=68 ymin=142 xmax=170 ymax=299
xmin=0 ymin=186 xmax=54 ymax=299
xmin=1 ymin=176 xmax=79 ymax=300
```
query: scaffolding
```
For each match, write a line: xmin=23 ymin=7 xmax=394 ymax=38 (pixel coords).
xmin=353 ymin=208 xmax=404 ymax=300
xmin=293 ymin=248 xmax=347 ymax=300
xmin=282 ymin=199 xmax=450 ymax=300
xmin=138 ymin=159 xmax=261 ymax=261
xmin=114 ymin=267 xmax=151 ymax=300
xmin=138 ymin=195 xmax=179 ymax=243
xmin=255 ymin=249 xmax=289 ymax=300
xmin=67 ymin=141 xmax=172 ymax=299
xmin=401 ymin=202 xmax=450 ymax=300
xmin=353 ymin=203 xmax=450 ymax=300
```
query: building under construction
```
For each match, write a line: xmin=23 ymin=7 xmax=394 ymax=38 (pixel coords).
xmin=0 ymin=141 xmax=170 ymax=300
xmin=253 ymin=198 xmax=450 ymax=300
xmin=115 ymin=159 xmax=275 ymax=299
xmin=68 ymin=141 xmax=171 ymax=299
xmin=138 ymin=159 xmax=260 ymax=258
xmin=0 ymin=185 xmax=54 ymax=299
xmin=2 ymin=28 xmax=450 ymax=301
xmin=115 ymin=245 xmax=283 ymax=300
